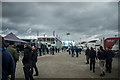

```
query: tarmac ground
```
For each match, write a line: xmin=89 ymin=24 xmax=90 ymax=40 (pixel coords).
xmin=15 ymin=50 xmax=119 ymax=79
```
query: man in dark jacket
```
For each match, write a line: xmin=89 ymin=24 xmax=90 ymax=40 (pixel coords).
xmin=31 ymin=46 xmax=39 ymax=76
xmin=85 ymin=47 xmax=90 ymax=64
xmin=98 ymin=46 xmax=106 ymax=76
xmin=106 ymin=47 xmax=114 ymax=73
xmin=22 ymin=44 xmax=34 ymax=80
xmin=2 ymin=37 xmax=15 ymax=80
xmin=89 ymin=47 xmax=97 ymax=72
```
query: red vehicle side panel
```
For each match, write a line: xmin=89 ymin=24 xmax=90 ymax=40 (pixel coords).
xmin=104 ymin=37 xmax=120 ymax=50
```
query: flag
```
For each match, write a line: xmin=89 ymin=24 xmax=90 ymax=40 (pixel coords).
xmin=1 ymin=28 xmax=8 ymax=34
xmin=37 ymin=31 xmax=39 ymax=36
xmin=27 ymin=28 xmax=32 ymax=33
xmin=53 ymin=31 xmax=55 ymax=36
xmin=56 ymin=34 xmax=58 ymax=38
xmin=43 ymin=33 xmax=45 ymax=37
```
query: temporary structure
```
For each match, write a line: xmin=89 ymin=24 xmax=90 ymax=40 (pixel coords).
xmin=4 ymin=32 xmax=27 ymax=43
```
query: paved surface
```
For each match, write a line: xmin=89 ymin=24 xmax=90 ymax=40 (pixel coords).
xmin=15 ymin=51 xmax=119 ymax=78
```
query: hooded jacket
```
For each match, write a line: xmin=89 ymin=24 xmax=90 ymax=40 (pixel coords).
xmin=22 ymin=46 xmax=32 ymax=66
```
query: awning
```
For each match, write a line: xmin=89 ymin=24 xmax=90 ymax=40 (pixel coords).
xmin=4 ymin=32 xmax=27 ymax=43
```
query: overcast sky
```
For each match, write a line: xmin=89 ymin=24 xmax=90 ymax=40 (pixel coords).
xmin=1 ymin=2 xmax=118 ymax=42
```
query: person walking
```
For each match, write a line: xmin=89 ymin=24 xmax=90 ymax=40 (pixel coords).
xmin=55 ymin=47 xmax=57 ymax=53
xmin=58 ymin=48 xmax=60 ymax=53
xmin=89 ymin=47 xmax=97 ymax=72
xmin=31 ymin=46 xmax=39 ymax=76
xmin=42 ymin=45 xmax=45 ymax=55
xmin=22 ymin=44 xmax=34 ymax=80
xmin=50 ymin=47 xmax=51 ymax=54
xmin=52 ymin=46 xmax=55 ymax=55
xmin=2 ymin=37 xmax=15 ymax=80
xmin=98 ymin=46 xmax=106 ymax=77
xmin=75 ymin=47 xmax=79 ymax=57
xmin=106 ymin=47 xmax=115 ymax=73
xmin=68 ymin=47 xmax=71 ymax=55
xmin=71 ymin=46 xmax=74 ymax=57
xmin=38 ymin=46 xmax=42 ymax=56
xmin=6 ymin=41 xmax=19 ymax=68
xmin=78 ymin=47 xmax=82 ymax=55
xmin=48 ymin=46 xmax=50 ymax=54
xmin=46 ymin=47 xmax=49 ymax=54
xmin=85 ymin=47 xmax=90 ymax=64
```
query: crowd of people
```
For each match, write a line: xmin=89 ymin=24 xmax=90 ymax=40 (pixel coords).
xmin=2 ymin=37 xmax=38 ymax=80
xmin=1 ymin=36 xmax=115 ymax=80
xmin=85 ymin=46 xmax=114 ymax=76
xmin=67 ymin=46 xmax=82 ymax=57
xmin=2 ymin=37 xmax=62 ymax=80
xmin=37 ymin=44 xmax=61 ymax=56
xmin=67 ymin=45 xmax=115 ymax=77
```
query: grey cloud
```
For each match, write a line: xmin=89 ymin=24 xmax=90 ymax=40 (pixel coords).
xmin=2 ymin=2 xmax=118 ymax=41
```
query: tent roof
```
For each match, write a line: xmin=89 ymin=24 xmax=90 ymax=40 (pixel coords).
xmin=4 ymin=32 xmax=27 ymax=43
xmin=88 ymin=40 xmax=98 ymax=43
xmin=81 ymin=41 xmax=87 ymax=44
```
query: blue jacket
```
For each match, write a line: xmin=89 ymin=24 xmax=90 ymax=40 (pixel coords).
xmin=2 ymin=46 xmax=15 ymax=80
xmin=75 ymin=47 xmax=78 ymax=53
xmin=71 ymin=46 xmax=75 ymax=53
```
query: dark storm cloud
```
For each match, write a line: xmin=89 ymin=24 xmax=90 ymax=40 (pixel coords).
xmin=2 ymin=2 xmax=118 ymax=41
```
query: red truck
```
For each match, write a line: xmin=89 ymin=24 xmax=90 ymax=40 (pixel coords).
xmin=104 ymin=37 xmax=120 ymax=54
